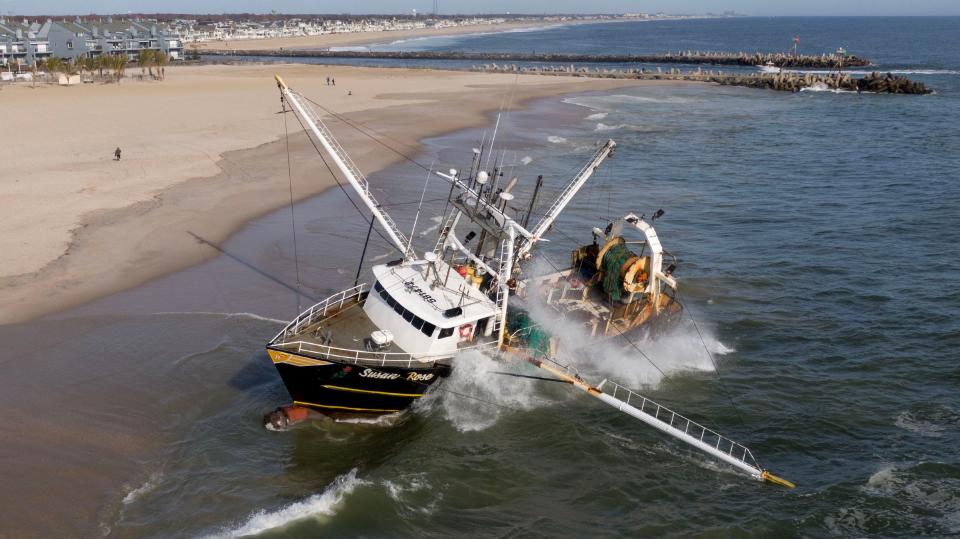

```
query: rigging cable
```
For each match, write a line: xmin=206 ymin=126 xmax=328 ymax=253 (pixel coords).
xmin=302 ymin=95 xmax=434 ymax=173
xmin=676 ymin=290 xmax=752 ymax=431
xmin=285 ymin=95 xmax=402 ymax=256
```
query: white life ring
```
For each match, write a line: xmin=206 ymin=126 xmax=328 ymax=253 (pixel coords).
xmin=459 ymin=324 xmax=473 ymax=338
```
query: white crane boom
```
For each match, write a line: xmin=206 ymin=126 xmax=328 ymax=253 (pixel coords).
xmin=517 ymin=139 xmax=616 ymax=259
xmin=275 ymin=75 xmax=415 ymax=260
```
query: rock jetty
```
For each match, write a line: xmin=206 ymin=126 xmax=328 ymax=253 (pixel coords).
xmin=204 ymin=49 xmax=870 ymax=69
xmin=470 ymin=64 xmax=931 ymax=95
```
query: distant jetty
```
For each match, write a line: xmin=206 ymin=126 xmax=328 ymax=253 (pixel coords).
xmin=203 ymin=49 xmax=871 ymax=69
xmin=472 ymin=64 xmax=932 ymax=95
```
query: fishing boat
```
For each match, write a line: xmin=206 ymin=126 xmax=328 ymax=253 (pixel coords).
xmin=265 ymin=76 xmax=793 ymax=488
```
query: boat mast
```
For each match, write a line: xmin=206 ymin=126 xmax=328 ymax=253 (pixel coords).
xmin=516 ymin=139 xmax=616 ymax=260
xmin=275 ymin=75 xmax=415 ymax=260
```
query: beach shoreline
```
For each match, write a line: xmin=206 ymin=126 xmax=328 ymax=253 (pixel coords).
xmin=0 ymin=63 xmax=682 ymax=326
xmin=189 ymin=18 xmax=616 ymax=52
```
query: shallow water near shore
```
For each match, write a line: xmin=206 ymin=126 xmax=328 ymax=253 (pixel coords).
xmin=4 ymin=17 xmax=960 ymax=538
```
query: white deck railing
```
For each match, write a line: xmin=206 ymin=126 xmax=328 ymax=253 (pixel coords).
xmin=271 ymin=339 xmax=500 ymax=369
xmin=599 ymin=379 xmax=762 ymax=474
xmin=272 ymin=283 xmax=368 ymax=342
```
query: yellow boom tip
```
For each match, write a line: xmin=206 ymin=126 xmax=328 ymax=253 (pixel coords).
xmin=761 ymin=470 xmax=796 ymax=489
xmin=274 ymin=74 xmax=287 ymax=89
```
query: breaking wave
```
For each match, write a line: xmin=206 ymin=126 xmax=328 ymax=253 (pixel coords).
xmin=546 ymin=135 xmax=568 ymax=144
xmin=208 ymin=468 xmax=365 ymax=538
xmin=799 ymin=82 xmax=862 ymax=94
xmin=586 ymin=112 xmax=608 ymax=120
xmin=122 ymin=472 xmax=163 ymax=505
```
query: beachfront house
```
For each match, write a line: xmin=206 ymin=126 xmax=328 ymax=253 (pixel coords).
xmin=0 ymin=17 xmax=183 ymax=68
xmin=46 ymin=18 xmax=184 ymax=61
xmin=0 ymin=20 xmax=52 ymax=69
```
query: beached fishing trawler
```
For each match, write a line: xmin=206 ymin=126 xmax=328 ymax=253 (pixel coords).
xmin=265 ymin=76 xmax=793 ymax=487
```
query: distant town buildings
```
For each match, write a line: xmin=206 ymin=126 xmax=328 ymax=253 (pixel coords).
xmin=0 ymin=17 xmax=183 ymax=68
xmin=0 ymin=12 xmax=724 ymax=70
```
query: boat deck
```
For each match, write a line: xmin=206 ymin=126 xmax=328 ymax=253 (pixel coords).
xmin=284 ymin=296 xmax=407 ymax=355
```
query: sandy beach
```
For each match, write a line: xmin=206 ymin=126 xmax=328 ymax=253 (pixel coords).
xmin=0 ymin=63 xmax=667 ymax=326
xmin=190 ymin=19 xmax=599 ymax=52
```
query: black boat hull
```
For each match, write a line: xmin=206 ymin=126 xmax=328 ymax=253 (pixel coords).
xmin=267 ymin=348 xmax=447 ymax=415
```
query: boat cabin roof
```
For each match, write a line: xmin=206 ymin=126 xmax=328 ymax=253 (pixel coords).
xmin=371 ymin=261 xmax=498 ymax=327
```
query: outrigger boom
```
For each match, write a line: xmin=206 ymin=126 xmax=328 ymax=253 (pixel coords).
xmin=525 ymin=355 xmax=795 ymax=488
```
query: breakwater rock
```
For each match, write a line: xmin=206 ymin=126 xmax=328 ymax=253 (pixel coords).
xmin=203 ymin=49 xmax=870 ymax=69
xmin=470 ymin=64 xmax=932 ymax=95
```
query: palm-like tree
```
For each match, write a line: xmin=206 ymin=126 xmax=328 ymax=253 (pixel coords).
xmin=111 ymin=54 xmax=127 ymax=83
xmin=45 ymin=56 xmax=63 ymax=80
xmin=155 ymin=50 xmax=168 ymax=81
xmin=137 ymin=49 xmax=152 ymax=78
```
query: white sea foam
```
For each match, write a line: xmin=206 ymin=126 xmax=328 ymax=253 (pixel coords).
xmin=799 ymin=82 xmax=862 ymax=94
xmin=209 ymin=468 xmax=364 ymax=538
xmin=122 ymin=472 xmax=163 ymax=505
xmin=860 ymin=463 xmax=960 ymax=533
xmin=522 ymin=259 xmax=729 ymax=390
xmin=438 ymin=350 xmax=546 ymax=432
xmin=594 ymin=122 xmax=628 ymax=132
xmin=565 ymin=94 xmax=694 ymax=111
xmin=335 ymin=413 xmax=405 ymax=426
xmin=546 ymin=135 xmax=568 ymax=144
xmin=521 ymin=155 xmax=533 ymax=165
xmin=586 ymin=112 xmax=608 ymax=120
xmin=371 ymin=252 xmax=393 ymax=262
xmin=383 ymin=473 xmax=443 ymax=516
xmin=895 ymin=411 xmax=946 ymax=437
xmin=153 ymin=311 xmax=287 ymax=325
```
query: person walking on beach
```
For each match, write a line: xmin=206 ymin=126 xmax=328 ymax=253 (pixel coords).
xmin=325 ymin=76 xmax=330 ymax=85
xmin=331 ymin=77 xmax=335 ymax=86
xmin=114 ymin=147 xmax=122 ymax=161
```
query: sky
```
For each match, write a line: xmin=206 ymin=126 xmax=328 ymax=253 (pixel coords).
xmin=1 ymin=0 xmax=958 ymax=17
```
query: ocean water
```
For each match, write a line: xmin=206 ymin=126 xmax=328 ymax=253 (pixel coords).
xmin=4 ymin=17 xmax=960 ymax=537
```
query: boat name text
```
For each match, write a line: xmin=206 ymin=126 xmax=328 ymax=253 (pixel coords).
xmin=358 ymin=368 xmax=435 ymax=382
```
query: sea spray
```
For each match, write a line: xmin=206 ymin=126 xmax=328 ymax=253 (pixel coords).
xmin=436 ymin=350 xmax=546 ymax=432
xmin=209 ymin=468 xmax=365 ymax=538
xmin=521 ymin=259 xmax=730 ymax=390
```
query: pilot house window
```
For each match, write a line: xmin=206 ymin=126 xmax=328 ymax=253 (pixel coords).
xmin=373 ymin=281 xmax=436 ymax=337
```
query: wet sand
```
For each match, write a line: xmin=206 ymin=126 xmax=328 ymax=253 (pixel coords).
xmin=0 ymin=63 xmax=669 ymax=326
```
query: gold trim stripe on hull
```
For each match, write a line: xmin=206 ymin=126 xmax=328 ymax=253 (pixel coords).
xmin=293 ymin=400 xmax=401 ymax=413
xmin=322 ymin=385 xmax=424 ymax=398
